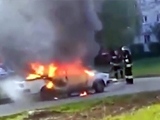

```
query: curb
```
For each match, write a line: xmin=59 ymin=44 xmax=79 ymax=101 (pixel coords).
xmin=134 ymin=75 xmax=160 ymax=78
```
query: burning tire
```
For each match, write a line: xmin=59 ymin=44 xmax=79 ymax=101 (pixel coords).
xmin=40 ymin=86 xmax=55 ymax=101
xmin=93 ymin=80 xmax=105 ymax=93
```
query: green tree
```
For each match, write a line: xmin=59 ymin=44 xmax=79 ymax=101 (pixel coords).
xmin=99 ymin=0 xmax=142 ymax=49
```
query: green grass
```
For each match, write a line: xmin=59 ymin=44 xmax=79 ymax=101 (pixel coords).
xmin=104 ymin=104 xmax=160 ymax=120
xmin=50 ymin=100 xmax=100 ymax=112
xmin=133 ymin=57 xmax=160 ymax=77
xmin=50 ymin=96 xmax=115 ymax=113
xmin=0 ymin=113 xmax=26 ymax=120
xmin=96 ymin=57 xmax=160 ymax=77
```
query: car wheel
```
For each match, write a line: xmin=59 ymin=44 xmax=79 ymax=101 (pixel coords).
xmin=93 ymin=80 xmax=105 ymax=93
xmin=40 ymin=86 xmax=54 ymax=101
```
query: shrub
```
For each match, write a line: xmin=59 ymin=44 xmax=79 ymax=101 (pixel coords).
xmin=149 ymin=42 xmax=160 ymax=56
xmin=129 ymin=44 xmax=145 ymax=60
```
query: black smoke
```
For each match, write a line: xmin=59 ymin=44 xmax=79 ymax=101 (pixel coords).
xmin=0 ymin=0 xmax=103 ymax=74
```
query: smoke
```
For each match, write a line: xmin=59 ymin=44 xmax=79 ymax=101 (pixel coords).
xmin=0 ymin=75 xmax=33 ymax=102
xmin=0 ymin=0 xmax=103 ymax=74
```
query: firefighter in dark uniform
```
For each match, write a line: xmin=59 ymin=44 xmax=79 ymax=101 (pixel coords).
xmin=121 ymin=46 xmax=133 ymax=84
xmin=110 ymin=50 xmax=124 ymax=80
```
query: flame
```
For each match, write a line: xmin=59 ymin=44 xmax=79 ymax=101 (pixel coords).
xmin=26 ymin=74 xmax=41 ymax=80
xmin=84 ymin=70 xmax=95 ymax=77
xmin=46 ymin=81 xmax=54 ymax=89
xmin=26 ymin=63 xmax=58 ymax=80
xmin=80 ymin=91 xmax=88 ymax=97
xmin=54 ymin=97 xmax=58 ymax=100
xmin=26 ymin=61 xmax=95 ymax=80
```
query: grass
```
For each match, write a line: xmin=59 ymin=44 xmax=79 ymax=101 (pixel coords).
xmin=50 ymin=100 xmax=101 ymax=112
xmin=96 ymin=57 xmax=160 ymax=77
xmin=133 ymin=57 xmax=160 ymax=77
xmin=0 ymin=113 xmax=26 ymax=120
xmin=104 ymin=104 xmax=160 ymax=120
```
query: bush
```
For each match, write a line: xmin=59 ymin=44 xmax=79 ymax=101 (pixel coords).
xmin=149 ymin=42 xmax=160 ymax=56
xmin=129 ymin=44 xmax=145 ymax=60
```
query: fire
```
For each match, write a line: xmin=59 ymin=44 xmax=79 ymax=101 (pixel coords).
xmin=84 ymin=70 xmax=95 ymax=77
xmin=80 ymin=91 xmax=88 ymax=97
xmin=26 ymin=61 xmax=95 ymax=80
xmin=26 ymin=63 xmax=58 ymax=80
xmin=46 ymin=81 xmax=54 ymax=89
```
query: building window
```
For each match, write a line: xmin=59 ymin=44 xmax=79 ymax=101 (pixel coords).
xmin=144 ymin=34 xmax=150 ymax=43
xmin=142 ymin=15 xmax=147 ymax=23
xmin=143 ymin=15 xmax=147 ymax=23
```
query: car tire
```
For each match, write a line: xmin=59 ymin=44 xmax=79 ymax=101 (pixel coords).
xmin=40 ymin=86 xmax=54 ymax=101
xmin=93 ymin=80 xmax=105 ymax=93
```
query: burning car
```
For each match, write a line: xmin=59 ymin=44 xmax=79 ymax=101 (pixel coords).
xmin=16 ymin=61 xmax=111 ymax=100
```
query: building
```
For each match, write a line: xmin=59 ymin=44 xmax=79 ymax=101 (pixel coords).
xmin=94 ymin=0 xmax=160 ymax=51
xmin=134 ymin=0 xmax=160 ymax=51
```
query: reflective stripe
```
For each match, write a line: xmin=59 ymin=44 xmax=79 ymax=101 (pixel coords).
xmin=125 ymin=75 xmax=133 ymax=79
xmin=125 ymin=59 xmax=129 ymax=62
xmin=112 ymin=78 xmax=118 ymax=82
xmin=126 ymin=64 xmax=132 ymax=67
xmin=112 ymin=56 xmax=116 ymax=59
xmin=113 ymin=64 xmax=120 ymax=66
xmin=110 ymin=62 xmax=120 ymax=66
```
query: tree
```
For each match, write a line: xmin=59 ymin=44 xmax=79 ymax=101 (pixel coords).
xmin=99 ymin=0 xmax=142 ymax=49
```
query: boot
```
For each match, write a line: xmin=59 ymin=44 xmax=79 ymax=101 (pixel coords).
xmin=126 ymin=78 xmax=134 ymax=84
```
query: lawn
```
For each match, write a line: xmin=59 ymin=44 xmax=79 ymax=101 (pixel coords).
xmin=133 ymin=57 xmax=160 ymax=77
xmin=104 ymin=104 xmax=160 ymax=120
xmin=96 ymin=57 xmax=160 ymax=77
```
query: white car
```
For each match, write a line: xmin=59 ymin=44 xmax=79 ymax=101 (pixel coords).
xmin=0 ymin=64 xmax=14 ymax=78
xmin=15 ymin=70 xmax=111 ymax=100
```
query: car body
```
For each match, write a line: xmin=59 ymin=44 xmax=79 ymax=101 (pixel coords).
xmin=15 ymin=70 xmax=110 ymax=100
xmin=0 ymin=64 xmax=16 ymax=101
xmin=0 ymin=64 xmax=14 ymax=78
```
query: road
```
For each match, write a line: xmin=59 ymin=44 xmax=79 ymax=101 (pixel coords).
xmin=0 ymin=77 xmax=160 ymax=116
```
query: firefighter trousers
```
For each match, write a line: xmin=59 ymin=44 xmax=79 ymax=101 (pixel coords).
xmin=125 ymin=66 xmax=133 ymax=84
xmin=113 ymin=66 xmax=124 ymax=79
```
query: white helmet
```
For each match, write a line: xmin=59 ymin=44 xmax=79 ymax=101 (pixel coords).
xmin=121 ymin=46 xmax=131 ymax=54
xmin=121 ymin=46 xmax=128 ymax=51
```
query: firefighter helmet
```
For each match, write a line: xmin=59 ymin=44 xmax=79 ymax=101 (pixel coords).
xmin=121 ymin=46 xmax=131 ymax=54
xmin=121 ymin=46 xmax=129 ymax=51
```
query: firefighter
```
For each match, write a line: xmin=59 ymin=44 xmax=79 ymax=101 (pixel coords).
xmin=110 ymin=50 xmax=124 ymax=80
xmin=118 ymin=48 xmax=125 ymax=78
xmin=121 ymin=46 xmax=133 ymax=84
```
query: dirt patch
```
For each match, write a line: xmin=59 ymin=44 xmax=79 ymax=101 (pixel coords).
xmin=25 ymin=91 xmax=160 ymax=120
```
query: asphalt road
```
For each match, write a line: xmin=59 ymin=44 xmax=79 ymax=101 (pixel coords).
xmin=0 ymin=77 xmax=160 ymax=116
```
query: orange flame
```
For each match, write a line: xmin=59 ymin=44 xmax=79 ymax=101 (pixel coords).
xmin=80 ymin=91 xmax=88 ymax=97
xmin=26 ymin=63 xmax=58 ymax=80
xmin=84 ymin=70 xmax=95 ymax=77
xmin=46 ymin=81 xmax=55 ymax=89
xmin=26 ymin=61 xmax=95 ymax=80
